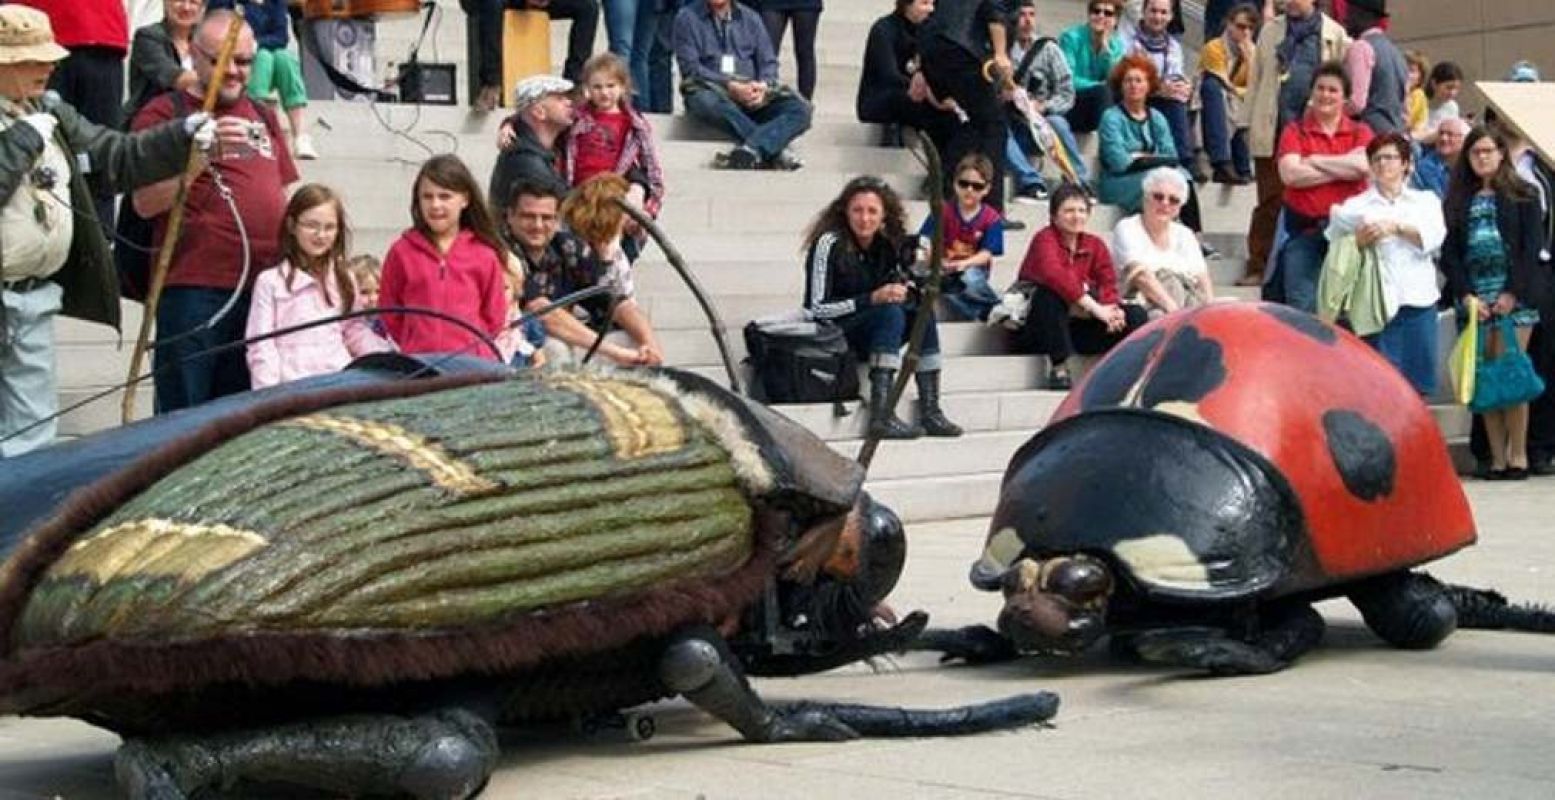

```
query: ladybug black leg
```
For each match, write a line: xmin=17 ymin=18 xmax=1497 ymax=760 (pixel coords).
xmin=1349 ymin=570 xmax=1458 ymax=649
xmin=908 ymin=624 xmax=1021 ymax=664
xmin=114 ymin=707 xmax=498 ymax=800
xmin=1128 ymin=605 xmax=1326 ymax=676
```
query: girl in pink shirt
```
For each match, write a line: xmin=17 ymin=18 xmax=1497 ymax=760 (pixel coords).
xmin=378 ymin=155 xmax=512 ymax=359
xmin=245 ymin=184 xmax=391 ymax=388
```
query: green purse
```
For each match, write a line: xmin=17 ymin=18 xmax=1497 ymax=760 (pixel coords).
xmin=1470 ymin=317 xmax=1546 ymax=413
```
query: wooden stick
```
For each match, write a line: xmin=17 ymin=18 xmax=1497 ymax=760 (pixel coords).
xmin=120 ymin=9 xmax=246 ymax=423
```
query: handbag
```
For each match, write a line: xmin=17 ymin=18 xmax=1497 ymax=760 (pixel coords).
xmin=743 ymin=315 xmax=860 ymax=415
xmin=1470 ymin=316 xmax=1546 ymax=413
xmin=1446 ymin=297 xmax=1478 ymax=406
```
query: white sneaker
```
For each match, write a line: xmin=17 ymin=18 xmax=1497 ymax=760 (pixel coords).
xmin=294 ymin=133 xmax=319 ymax=160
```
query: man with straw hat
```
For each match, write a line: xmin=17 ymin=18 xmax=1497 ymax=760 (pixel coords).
xmin=0 ymin=4 xmax=209 ymax=457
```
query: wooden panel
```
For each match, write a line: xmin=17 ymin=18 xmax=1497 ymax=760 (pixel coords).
xmin=1477 ymin=82 xmax=1555 ymax=166
xmin=502 ymin=9 xmax=552 ymax=107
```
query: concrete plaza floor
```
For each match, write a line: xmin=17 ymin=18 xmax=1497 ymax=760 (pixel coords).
xmin=1 ymin=480 xmax=1552 ymax=799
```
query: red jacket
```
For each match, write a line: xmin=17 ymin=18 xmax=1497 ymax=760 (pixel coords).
xmin=1019 ymin=225 xmax=1121 ymax=305
xmin=13 ymin=0 xmax=127 ymax=51
xmin=379 ymin=228 xmax=510 ymax=360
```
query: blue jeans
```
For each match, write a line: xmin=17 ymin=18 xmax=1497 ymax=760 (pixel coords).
xmin=153 ymin=286 xmax=252 ymax=414
xmin=645 ymin=0 xmax=693 ymax=113
xmin=1364 ymin=304 xmax=1438 ymax=396
xmin=834 ymin=302 xmax=942 ymax=372
xmin=601 ymin=0 xmax=635 ymax=59
xmin=944 ymin=266 xmax=1001 ymax=321
xmin=682 ymin=88 xmax=811 ymax=160
xmin=628 ymin=1 xmax=656 ymax=106
xmin=1277 ymin=227 xmax=1328 ymax=314
xmin=1008 ymin=112 xmax=1090 ymax=187
xmin=1198 ymin=76 xmax=1250 ymax=175
xmin=1148 ymin=95 xmax=1195 ymax=171
xmin=1005 ymin=128 xmax=1045 ymax=191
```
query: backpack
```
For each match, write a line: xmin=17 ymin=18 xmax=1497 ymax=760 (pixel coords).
xmin=743 ymin=316 xmax=860 ymax=414
xmin=114 ymin=93 xmax=282 ymax=301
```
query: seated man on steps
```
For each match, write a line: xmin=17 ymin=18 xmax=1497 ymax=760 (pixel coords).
xmin=673 ymin=0 xmax=811 ymax=170
xmin=503 ymin=177 xmax=662 ymax=366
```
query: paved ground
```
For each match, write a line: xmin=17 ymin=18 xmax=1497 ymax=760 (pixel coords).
xmin=2 ymin=480 xmax=1552 ymax=799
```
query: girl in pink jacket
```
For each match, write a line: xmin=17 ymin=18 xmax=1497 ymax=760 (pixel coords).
xmin=245 ymin=184 xmax=392 ymax=388
xmin=379 ymin=155 xmax=511 ymax=359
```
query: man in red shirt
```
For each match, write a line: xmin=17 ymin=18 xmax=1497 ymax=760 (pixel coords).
xmin=1273 ymin=61 xmax=1372 ymax=313
xmin=131 ymin=10 xmax=299 ymax=413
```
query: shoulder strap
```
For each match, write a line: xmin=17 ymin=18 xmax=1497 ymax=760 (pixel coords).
xmin=1013 ymin=38 xmax=1050 ymax=84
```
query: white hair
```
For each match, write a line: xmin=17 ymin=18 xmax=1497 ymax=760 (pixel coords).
xmin=1141 ymin=166 xmax=1189 ymax=199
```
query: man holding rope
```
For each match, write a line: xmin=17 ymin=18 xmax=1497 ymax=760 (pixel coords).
xmin=0 ymin=5 xmax=208 ymax=456
xmin=131 ymin=9 xmax=297 ymax=414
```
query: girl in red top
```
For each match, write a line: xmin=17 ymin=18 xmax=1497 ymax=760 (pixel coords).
xmin=378 ymin=155 xmax=510 ymax=360
xmin=563 ymin=53 xmax=665 ymax=260
xmin=1013 ymin=183 xmax=1147 ymax=389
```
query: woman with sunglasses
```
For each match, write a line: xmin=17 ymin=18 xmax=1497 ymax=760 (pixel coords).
xmin=1194 ymin=2 xmax=1257 ymax=185
xmin=1097 ymin=54 xmax=1205 ymax=235
xmin=1440 ymin=126 xmax=1549 ymax=480
xmin=1323 ymin=132 xmax=1445 ymax=395
xmin=1013 ymin=183 xmax=1147 ymax=390
xmin=1058 ymin=0 xmax=1126 ymax=134
xmin=1112 ymin=167 xmax=1213 ymax=317
xmin=802 ymin=176 xmax=962 ymax=439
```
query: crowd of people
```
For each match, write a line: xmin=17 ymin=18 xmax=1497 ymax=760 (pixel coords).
xmin=2 ymin=0 xmax=1552 ymax=482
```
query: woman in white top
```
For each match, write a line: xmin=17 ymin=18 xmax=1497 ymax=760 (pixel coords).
xmin=1112 ymin=166 xmax=1213 ymax=316
xmin=1324 ymin=131 xmax=1447 ymax=396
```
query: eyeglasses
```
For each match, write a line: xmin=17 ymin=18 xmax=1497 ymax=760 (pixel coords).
xmin=1469 ymin=147 xmax=1501 ymax=159
xmin=956 ymin=179 xmax=989 ymax=191
xmin=296 ymin=221 xmax=339 ymax=235
xmin=1232 ymin=22 xmax=1254 ymax=30
xmin=1370 ymin=152 xmax=1404 ymax=164
xmin=192 ymin=44 xmax=255 ymax=68
xmin=1089 ymin=7 xmax=1118 ymax=17
xmin=1149 ymin=191 xmax=1184 ymax=206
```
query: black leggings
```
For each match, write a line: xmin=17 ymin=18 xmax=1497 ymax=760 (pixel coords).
xmin=1012 ymin=285 xmax=1148 ymax=364
xmin=760 ymin=10 xmax=820 ymax=100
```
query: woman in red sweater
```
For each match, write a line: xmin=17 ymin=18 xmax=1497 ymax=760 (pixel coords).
xmin=378 ymin=155 xmax=511 ymax=359
xmin=1012 ymin=183 xmax=1148 ymax=389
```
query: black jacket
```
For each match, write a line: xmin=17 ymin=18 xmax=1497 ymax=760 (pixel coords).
xmin=857 ymin=12 xmax=918 ymax=123
xmin=0 ymin=100 xmax=192 ymax=332
xmin=488 ymin=121 xmax=568 ymax=210
xmin=918 ymin=0 xmax=1008 ymax=59
xmin=1441 ymin=192 xmax=1551 ymax=313
xmin=803 ymin=230 xmax=905 ymax=320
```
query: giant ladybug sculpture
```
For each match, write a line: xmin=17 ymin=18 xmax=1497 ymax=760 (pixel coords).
xmin=921 ymin=303 xmax=1549 ymax=675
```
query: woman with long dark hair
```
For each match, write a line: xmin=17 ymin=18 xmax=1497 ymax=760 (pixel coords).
xmin=802 ymin=176 xmax=961 ymax=439
xmin=1441 ymin=126 xmax=1550 ymax=479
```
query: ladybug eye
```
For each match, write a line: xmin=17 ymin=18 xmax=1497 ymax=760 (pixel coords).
xmin=1044 ymin=557 xmax=1114 ymax=606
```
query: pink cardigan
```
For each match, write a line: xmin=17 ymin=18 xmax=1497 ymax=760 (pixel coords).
xmin=245 ymin=262 xmax=393 ymax=388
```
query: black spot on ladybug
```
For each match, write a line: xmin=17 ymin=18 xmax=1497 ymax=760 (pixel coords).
xmin=1139 ymin=326 xmax=1227 ymax=407
xmin=1081 ymin=329 xmax=1164 ymax=409
xmin=1260 ymin=304 xmax=1338 ymax=345
xmin=1323 ymin=410 xmax=1396 ymax=501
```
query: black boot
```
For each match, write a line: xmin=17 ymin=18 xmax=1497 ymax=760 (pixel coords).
xmin=915 ymin=370 xmax=963 ymax=437
xmin=868 ymin=368 xmax=921 ymax=440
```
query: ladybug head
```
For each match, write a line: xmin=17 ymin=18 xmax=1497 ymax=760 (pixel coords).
xmin=996 ymin=554 xmax=1114 ymax=655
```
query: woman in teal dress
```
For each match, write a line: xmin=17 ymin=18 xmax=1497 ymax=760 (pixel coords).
xmin=1441 ymin=126 xmax=1550 ymax=479
xmin=1097 ymin=53 xmax=1204 ymax=234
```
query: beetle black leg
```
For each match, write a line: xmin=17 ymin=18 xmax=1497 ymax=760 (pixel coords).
xmin=115 ymin=707 xmax=498 ymax=800
xmin=1128 ymin=605 xmax=1326 ymax=675
xmin=908 ymin=624 xmax=1021 ymax=664
xmin=659 ymin=626 xmax=858 ymax=743
xmin=1349 ymin=570 xmax=1457 ymax=649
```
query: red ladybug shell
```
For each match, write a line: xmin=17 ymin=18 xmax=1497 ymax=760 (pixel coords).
xmin=1051 ymin=303 xmax=1475 ymax=590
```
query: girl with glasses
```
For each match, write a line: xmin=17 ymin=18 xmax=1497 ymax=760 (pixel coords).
xmin=245 ymin=184 xmax=392 ymax=388
xmin=1194 ymin=2 xmax=1257 ymax=185
xmin=1057 ymin=0 xmax=1126 ymax=133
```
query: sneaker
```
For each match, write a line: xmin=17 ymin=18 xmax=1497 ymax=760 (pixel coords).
xmin=716 ymin=146 xmax=760 ymax=170
xmin=766 ymin=148 xmax=804 ymax=171
xmin=1005 ymin=218 xmax=1027 ymax=231
xmin=1212 ymin=164 xmax=1252 ymax=185
xmin=1200 ymin=241 xmax=1220 ymax=260
xmin=1045 ymin=366 xmax=1072 ymax=391
xmin=1013 ymin=183 xmax=1048 ymax=205
xmin=294 ymin=133 xmax=319 ymax=160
